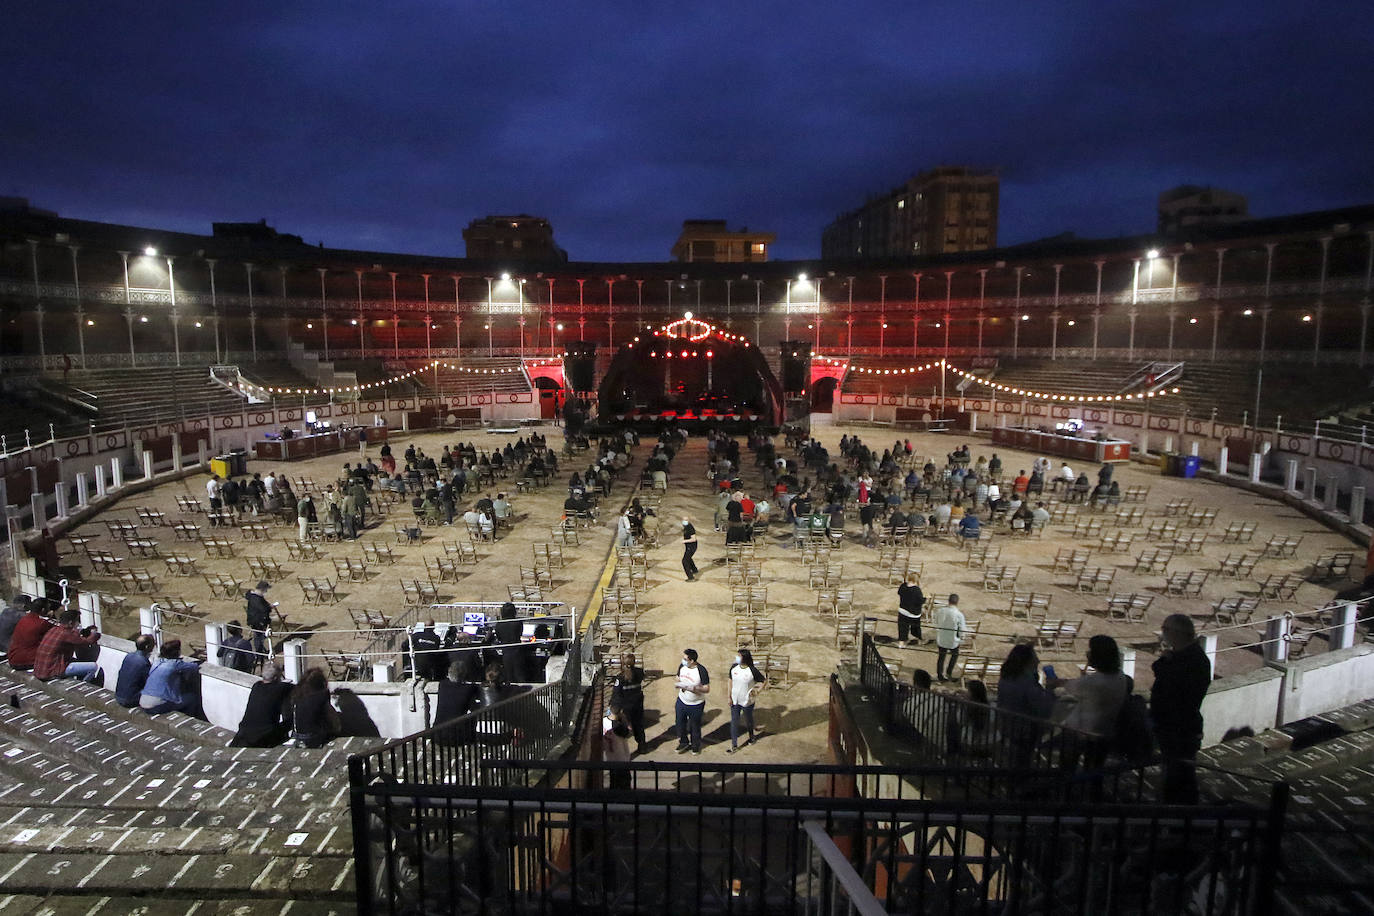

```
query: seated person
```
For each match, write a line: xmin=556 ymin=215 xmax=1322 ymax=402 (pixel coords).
xmin=289 ymin=668 xmax=341 ymax=748
xmin=115 ymin=634 xmax=157 ymax=707
xmin=1010 ymin=502 xmax=1036 ymax=532
xmin=33 ymin=609 xmax=102 ymax=683
xmin=230 ymin=663 xmax=295 ymax=747
xmin=140 ymin=640 xmax=205 ymax=719
xmin=958 ymin=512 xmax=982 ymax=540
xmin=888 ymin=508 xmax=909 ymax=529
xmin=1031 ymin=501 xmax=1052 ymax=526
xmin=217 ymin=621 xmax=257 ymax=673
xmin=492 ymin=493 xmax=512 ymax=520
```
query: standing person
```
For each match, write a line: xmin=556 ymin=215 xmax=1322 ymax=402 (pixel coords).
xmin=206 ymin=474 xmax=223 ymax=525
xmin=896 ymin=574 xmax=925 ymax=648
xmin=934 ymin=594 xmax=966 ymax=682
xmin=680 ymin=515 xmax=699 ymax=582
xmin=33 ymin=610 xmax=102 ymax=683
xmin=616 ymin=509 xmax=633 ymax=547
xmin=996 ymin=644 xmax=1054 ymax=769
xmin=1151 ymin=614 xmax=1212 ymax=804
xmin=727 ymin=649 xmax=765 ymax=753
xmin=245 ymin=581 xmax=274 ymax=660
xmin=673 ymin=648 xmax=710 ymax=754
xmin=602 ymin=704 xmax=634 ymax=790
xmin=297 ymin=493 xmax=316 ymax=541
xmin=610 ymin=652 xmax=647 ymax=753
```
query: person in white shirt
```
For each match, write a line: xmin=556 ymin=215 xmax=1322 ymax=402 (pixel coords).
xmin=727 ymin=649 xmax=766 ymax=753
xmin=206 ymin=475 xmax=223 ymax=525
xmin=1055 ymin=463 xmax=1075 ymax=492
xmin=934 ymin=594 xmax=967 ymax=682
xmin=616 ymin=510 xmax=633 ymax=547
xmin=263 ymin=472 xmax=277 ymax=497
xmin=673 ymin=648 xmax=710 ymax=754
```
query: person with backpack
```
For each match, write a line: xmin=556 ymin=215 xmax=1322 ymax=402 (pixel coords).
xmin=217 ymin=621 xmax=256 ymax=673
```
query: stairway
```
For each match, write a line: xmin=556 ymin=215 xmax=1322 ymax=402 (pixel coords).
xmin=0 ymin=666 xmax=369 ymax=912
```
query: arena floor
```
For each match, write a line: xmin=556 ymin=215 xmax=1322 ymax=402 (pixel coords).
xmin=56 ymin=421 xmax=1363 ymax=765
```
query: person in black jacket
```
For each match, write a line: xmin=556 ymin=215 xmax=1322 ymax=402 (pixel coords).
xmin=217 ymin=621 xmax=256 ymax=673
xmin=289 ymin=667 xmax=340 ymax=748
xmin=245 ymin=581 xmax=274 ymax=659
xmin=493 ymin=602 xmax=531 ymax=683
xmin=230 ymin=664 xmax=294 ymax=747
xmin=896 ymin=575 xmax=925 ymax=648
xmin=1150 ymin=614 xmax=1212 ymax=804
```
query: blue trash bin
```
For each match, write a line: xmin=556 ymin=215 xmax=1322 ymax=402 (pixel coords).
xmin=1180 ymin=455 xmax=1201 ymax=478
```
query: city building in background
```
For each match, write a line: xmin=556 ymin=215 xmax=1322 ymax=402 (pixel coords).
xmin=822 ymin=166 xmax=999 ymax=260
xmin=462 ymin=214 xmax=567 ymax=262
xmin=1158 ymin=185 xmax=1250 ymax=235
xmin=671 ymin=219 xmax=774 ymax=263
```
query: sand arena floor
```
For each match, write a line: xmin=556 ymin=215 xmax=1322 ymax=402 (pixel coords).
xmin=55 ymin=422 xmax=1362 ymax=764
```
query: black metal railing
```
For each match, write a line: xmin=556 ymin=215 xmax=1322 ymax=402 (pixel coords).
xmin=348 ymin=758 xmax=1284 ymax=915
xmin=859 ymin=634 xmax=1115 ymax=790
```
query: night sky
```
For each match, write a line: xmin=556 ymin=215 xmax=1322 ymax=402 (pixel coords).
xmin=4 ymin=2 xmax=1372 ymax=262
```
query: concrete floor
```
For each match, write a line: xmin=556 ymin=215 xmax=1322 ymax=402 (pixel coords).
xmin=58 ymin=420 xmax=1363 ymax=766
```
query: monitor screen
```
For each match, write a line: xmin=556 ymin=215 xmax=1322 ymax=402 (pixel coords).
xmin=306 ymin=410 xmax=318 ymax=423
xmin=463 ymin=612 xmax=487 ymax=626
xmin=461 ymin=624 xmax=480 ymax=636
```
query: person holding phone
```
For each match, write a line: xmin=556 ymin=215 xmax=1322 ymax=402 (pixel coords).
xmin=674 ymin=648 xmax=709 ymax=754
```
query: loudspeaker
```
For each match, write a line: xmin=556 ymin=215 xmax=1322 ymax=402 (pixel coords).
xmin=564 ymin=341 xmax=598 ymax=392
xmin=779 ymin=341 xmax=810 ymax=393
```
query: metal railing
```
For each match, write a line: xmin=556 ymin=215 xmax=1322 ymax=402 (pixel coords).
xmin=347 ymin=757 xmax=1283 ymax=915
xmin=859 ymin=635 xmax=1114 ymax=787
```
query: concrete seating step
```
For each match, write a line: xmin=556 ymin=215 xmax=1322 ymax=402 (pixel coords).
xmin=0 ymin=821 xmax=352 ymax=858
xmin=0 ymin=895 xmax=353 ymax=915
xmin=0 ymin=743 xmax=350 ymax=817
xmin=0 ymin=793 xmax=345 ymax=834
xmin=0 ymin=851 xmax=353 ymax=900
xmin=0 ymin=712 xmax=348 ymax=796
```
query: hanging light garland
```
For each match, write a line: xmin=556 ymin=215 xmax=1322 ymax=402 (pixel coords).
xmin=845 ymin=359 xmax=1181 ymax=402
xmin=239 ymin=357 xmax=556 ymax=397
xmin=624 ymin=312 xmax=753 ymax=350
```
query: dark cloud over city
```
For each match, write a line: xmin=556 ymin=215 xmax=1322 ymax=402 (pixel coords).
xmin=3 ymin=1 xmax=1371 ymax=261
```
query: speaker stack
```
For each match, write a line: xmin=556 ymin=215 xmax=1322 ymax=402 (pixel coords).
xmin=564 ymin=341 xmax=598 ymax=393
xmin=779 ymin=341 xmax=810 ymax=394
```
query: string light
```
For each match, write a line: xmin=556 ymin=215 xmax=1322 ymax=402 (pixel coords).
xmin=234 ymin=357 xmax=560 ymax=397
xmin=843 ymin=359 xmax=1182 ymax=402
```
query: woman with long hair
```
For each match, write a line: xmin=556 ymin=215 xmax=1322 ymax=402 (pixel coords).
xmin=727 ymin=648 xmax=766 ymax=753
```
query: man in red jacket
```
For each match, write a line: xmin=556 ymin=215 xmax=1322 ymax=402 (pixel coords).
xmin=33 ymin=610 xmax=102 ymax=683
xmin=6 ymin=601 xmax=55 ymax=671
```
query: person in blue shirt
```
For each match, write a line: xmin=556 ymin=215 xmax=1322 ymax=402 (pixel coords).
xmin=114 ymin=634 xmax=156 ymax=707
xmin=958 ymin=512 xmax=982 ymax=540
xmin=139 ymin=639 xmax=205 ymax=719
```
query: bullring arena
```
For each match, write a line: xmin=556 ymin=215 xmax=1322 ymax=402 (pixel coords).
xmin=0 ymin=203 xmax=1373 ymax=912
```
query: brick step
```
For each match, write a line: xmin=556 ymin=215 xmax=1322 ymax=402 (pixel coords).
xmin=0 ymin=743 xmax=349 ymax=817
xmin=0 ymin=715 xmax=348 ymax=796
xmin=0 ymin=851 xmax=353 ymax=900
xmin=0 ymin=822 xmax=352 ymax=858
xmin=2 ymin=675 xmax=236 ymax=746
xmin=0 ymin=793 xmax=343 ymax=834
xmin=0 ymin=896 xmax=353 ymax=915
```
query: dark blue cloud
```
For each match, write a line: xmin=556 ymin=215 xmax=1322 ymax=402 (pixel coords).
xmin=2 ymin=1 xmax=1371 ymax=260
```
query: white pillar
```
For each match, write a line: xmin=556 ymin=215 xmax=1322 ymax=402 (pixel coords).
xmin=171 ymin=437 xmax=183 ymax=471
xmin=1329 ymin=604 xmax=1358 ymax=651
xmin=29 ymin=494 xmax=45 ymax=531
xmin=1190 ymin=441 xmax=1200 ymax=457
xmin=372 ymin=661 xmax=394 ymax=683
xmin=1323 ymin=474 xmax=1339 ymax=510
xmin=78 ymin=591 xmax=102 ymax=631
xmin=1350 ymin=486 xmax=1365 ymax=526
xmin=204 ymin=623 xmax=223 ymax=666
xmin=198 ymin=439 xmax=208 ymax=466
xmin=1304 ymin=467 xmax=1318 ymax=501
xmin=1163 ymin=435 xmax=1174 ymax=453
xmin=110 ymin=457 xmax=123 ymax=490
xmin=282 ymin=637 xmax=307 ymax=683
xmin=1284 ymin=459 xmax=1299 ymax=493
xmin=1201 ymin=634 xmax=1219 ymax=674
xmin=94 ymin=464 xmax=107 ymax=498
xmin=1249 ymin=453 xmax=1262 ymax=483
xmin=1121 ymin=648 xmax=1136 ymax=680
xmin=1218 ymin=446 xmax=1229 ymax=475
xmin=53 ymin=483 xmax=68 ymax=520
xmin=1263 ymin=616 xmax=1290 ymax=663
xmin=142 ymin=450 xmax=154 ymax=480
xmin=75 ymin=472 xmax=89 ymax=508
xmin=140 ymin=604 xmax=163 ymax=643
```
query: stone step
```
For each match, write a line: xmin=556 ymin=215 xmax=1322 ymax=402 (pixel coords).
xmin=0 ymin=822 xmax=351 ymax=858
xmin=0 ymin=698 xmax=350 ymax=786
xmin=0 ymin=744 xmax=349 ymax=818
xmin=0 ymin=795 xmax=343 ymax=835
xmin=0 ymin=674 xmax=234 ymax=747
xmin=0 ymin=720 xmax=348 ymax=800
xmin=0 ymin=852 xmax=354 ymax=900
xmin=0 ymin=895 xmax=353 ymax=915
